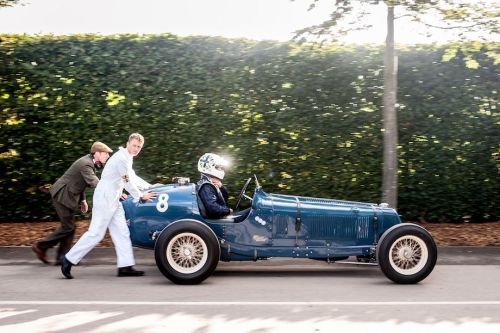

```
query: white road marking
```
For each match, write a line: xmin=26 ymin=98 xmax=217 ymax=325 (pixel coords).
xmin=1 ymin=301 xmax=500 ymax=306
xmin=0 ymin=309 xmax=36 ymax=319
xmin=0 ymin=311 xmax=121 ymax=333
xmin=1 ymin=309 xmax=500 ymax=333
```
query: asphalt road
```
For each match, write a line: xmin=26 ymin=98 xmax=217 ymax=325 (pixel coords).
xmin=1 ymin=247 xmax=500 ymax=333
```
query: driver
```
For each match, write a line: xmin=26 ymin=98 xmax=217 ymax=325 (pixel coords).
xmin=196 ymin=153 xmax=249 ymax=222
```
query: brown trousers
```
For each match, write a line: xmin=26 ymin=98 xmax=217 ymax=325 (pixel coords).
xmin=36 ymin=199 xmax=77 ymax=259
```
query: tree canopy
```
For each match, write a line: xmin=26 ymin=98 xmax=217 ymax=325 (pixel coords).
xmin=295 ymin=0 xmax=499 ymax=208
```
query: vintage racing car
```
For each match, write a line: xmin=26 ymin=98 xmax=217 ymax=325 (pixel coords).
xmin=122 ymin=176 xmax=437 ymax=285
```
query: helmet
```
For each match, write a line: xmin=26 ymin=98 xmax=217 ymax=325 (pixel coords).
xmin=198 ymin=153 xmax=229 ymax=180
xmin=90 ymin=141 xmax=113 ymax=153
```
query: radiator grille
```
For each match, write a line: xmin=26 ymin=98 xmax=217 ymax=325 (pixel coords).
xmin=305 ymin=215 xmax=371 ymax=240
xmin=273 ymin=214 xmax=371 ymax=240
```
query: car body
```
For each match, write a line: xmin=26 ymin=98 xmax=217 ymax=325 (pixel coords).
xmin=122 ymin=176 xmax=437 ymax=284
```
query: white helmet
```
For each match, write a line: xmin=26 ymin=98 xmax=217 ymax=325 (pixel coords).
xmin=198 ymin=153 xmax=229 ymax=180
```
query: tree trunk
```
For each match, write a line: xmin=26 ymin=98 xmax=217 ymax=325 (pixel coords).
xmin=382 ymin=3 xmax=398 ymax=208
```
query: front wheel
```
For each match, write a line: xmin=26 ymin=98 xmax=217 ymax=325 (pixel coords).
xmin=154 ymin=220 xmax=220 ymax=285
xmin=377 ymin=223 xmax=437 ymax=284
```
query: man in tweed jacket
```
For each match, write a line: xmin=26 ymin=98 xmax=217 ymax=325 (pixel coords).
xmin=32 ymin=142 xmax=113 ymax=264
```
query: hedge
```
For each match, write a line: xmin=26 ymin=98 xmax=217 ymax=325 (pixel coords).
xmin=0 ymin=34 xmax=498 ymax=222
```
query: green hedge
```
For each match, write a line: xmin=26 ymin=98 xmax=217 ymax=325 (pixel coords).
xmin=0 ymin=34 xmax=498 ymax=222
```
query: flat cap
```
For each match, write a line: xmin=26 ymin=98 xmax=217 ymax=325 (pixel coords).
xmin=90 ymin=141 xmax=113 ymax=153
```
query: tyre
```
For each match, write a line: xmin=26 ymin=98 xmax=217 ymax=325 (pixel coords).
xmin=154 ymin=220 xmax=220 ymax=285
xmin=376 ymin=223 xmax=437 ymax=284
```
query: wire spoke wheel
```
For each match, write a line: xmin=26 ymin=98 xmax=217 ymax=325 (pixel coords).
xmin=167 ymin=232 xmax=208 ymax=274
xmin=155 ymin=220 xmax=220 ymax=285
xmin=389 ymin=235 xmax=428 ymax=275
xmin=377 ymin=223 xmax=437 ymax=284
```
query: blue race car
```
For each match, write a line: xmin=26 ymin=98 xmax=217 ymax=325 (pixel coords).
xmin=122 ymin=175 xmax=437 ymax=285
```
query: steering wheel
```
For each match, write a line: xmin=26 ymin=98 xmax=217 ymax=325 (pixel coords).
xmin=234 ymin=177 xmax=253 ymax=210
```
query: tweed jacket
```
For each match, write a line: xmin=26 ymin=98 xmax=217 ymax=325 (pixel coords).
xmin=49 ymin=154 xmax=99 ymax=209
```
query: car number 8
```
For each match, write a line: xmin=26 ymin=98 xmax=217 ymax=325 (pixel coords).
xmin=156 ymin=193 xmax=169 ymax=212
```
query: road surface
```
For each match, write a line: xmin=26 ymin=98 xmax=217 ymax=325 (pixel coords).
xmin=1 ymin=247 xmax=499 ymax=333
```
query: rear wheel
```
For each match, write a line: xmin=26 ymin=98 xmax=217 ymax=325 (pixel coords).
xmin=155 ymin=220 xmax=220 ymax=285
xmin=377 ymin=223 xmax=437 ymax=284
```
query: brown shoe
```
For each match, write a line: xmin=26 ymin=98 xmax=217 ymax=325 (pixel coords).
xmin=31 ymin=243 xmax=50 ymax=264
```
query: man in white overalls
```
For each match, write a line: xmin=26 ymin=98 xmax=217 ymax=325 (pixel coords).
xmin=61 ymin=133 xmax=157 ymax=279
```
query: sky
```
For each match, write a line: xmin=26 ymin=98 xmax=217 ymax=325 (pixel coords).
xmin=0 ymin=0 xmax=495 ymax=44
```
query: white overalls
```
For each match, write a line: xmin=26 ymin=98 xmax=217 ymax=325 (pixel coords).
xmin=65 ymin=147 xmax=150 ymax=267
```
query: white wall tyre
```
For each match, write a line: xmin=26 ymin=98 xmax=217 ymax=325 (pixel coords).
xmin=155 ymin=220 xmax=220 ymax=285
xmin=377 ymin=223 xmax=437 ymax=284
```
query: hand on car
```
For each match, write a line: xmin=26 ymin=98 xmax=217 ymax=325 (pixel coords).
xmin=142 ymin=192 xmax=158 ymax=201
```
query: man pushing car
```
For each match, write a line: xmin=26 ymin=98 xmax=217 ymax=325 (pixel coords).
xmin=61 ymin=133 xmax=157 ymax=279
xmin=32 ymin=141 xmax=113 ymax=265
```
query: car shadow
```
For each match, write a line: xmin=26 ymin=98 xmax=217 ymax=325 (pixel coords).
xmin=212 ymin=265 xmax=382 ymax=279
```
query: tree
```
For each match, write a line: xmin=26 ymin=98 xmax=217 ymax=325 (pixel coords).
xmin=296 ymin=0 xmax=499 ymax=208
xmin=383 ymin=3 xmax=397 ymax=209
